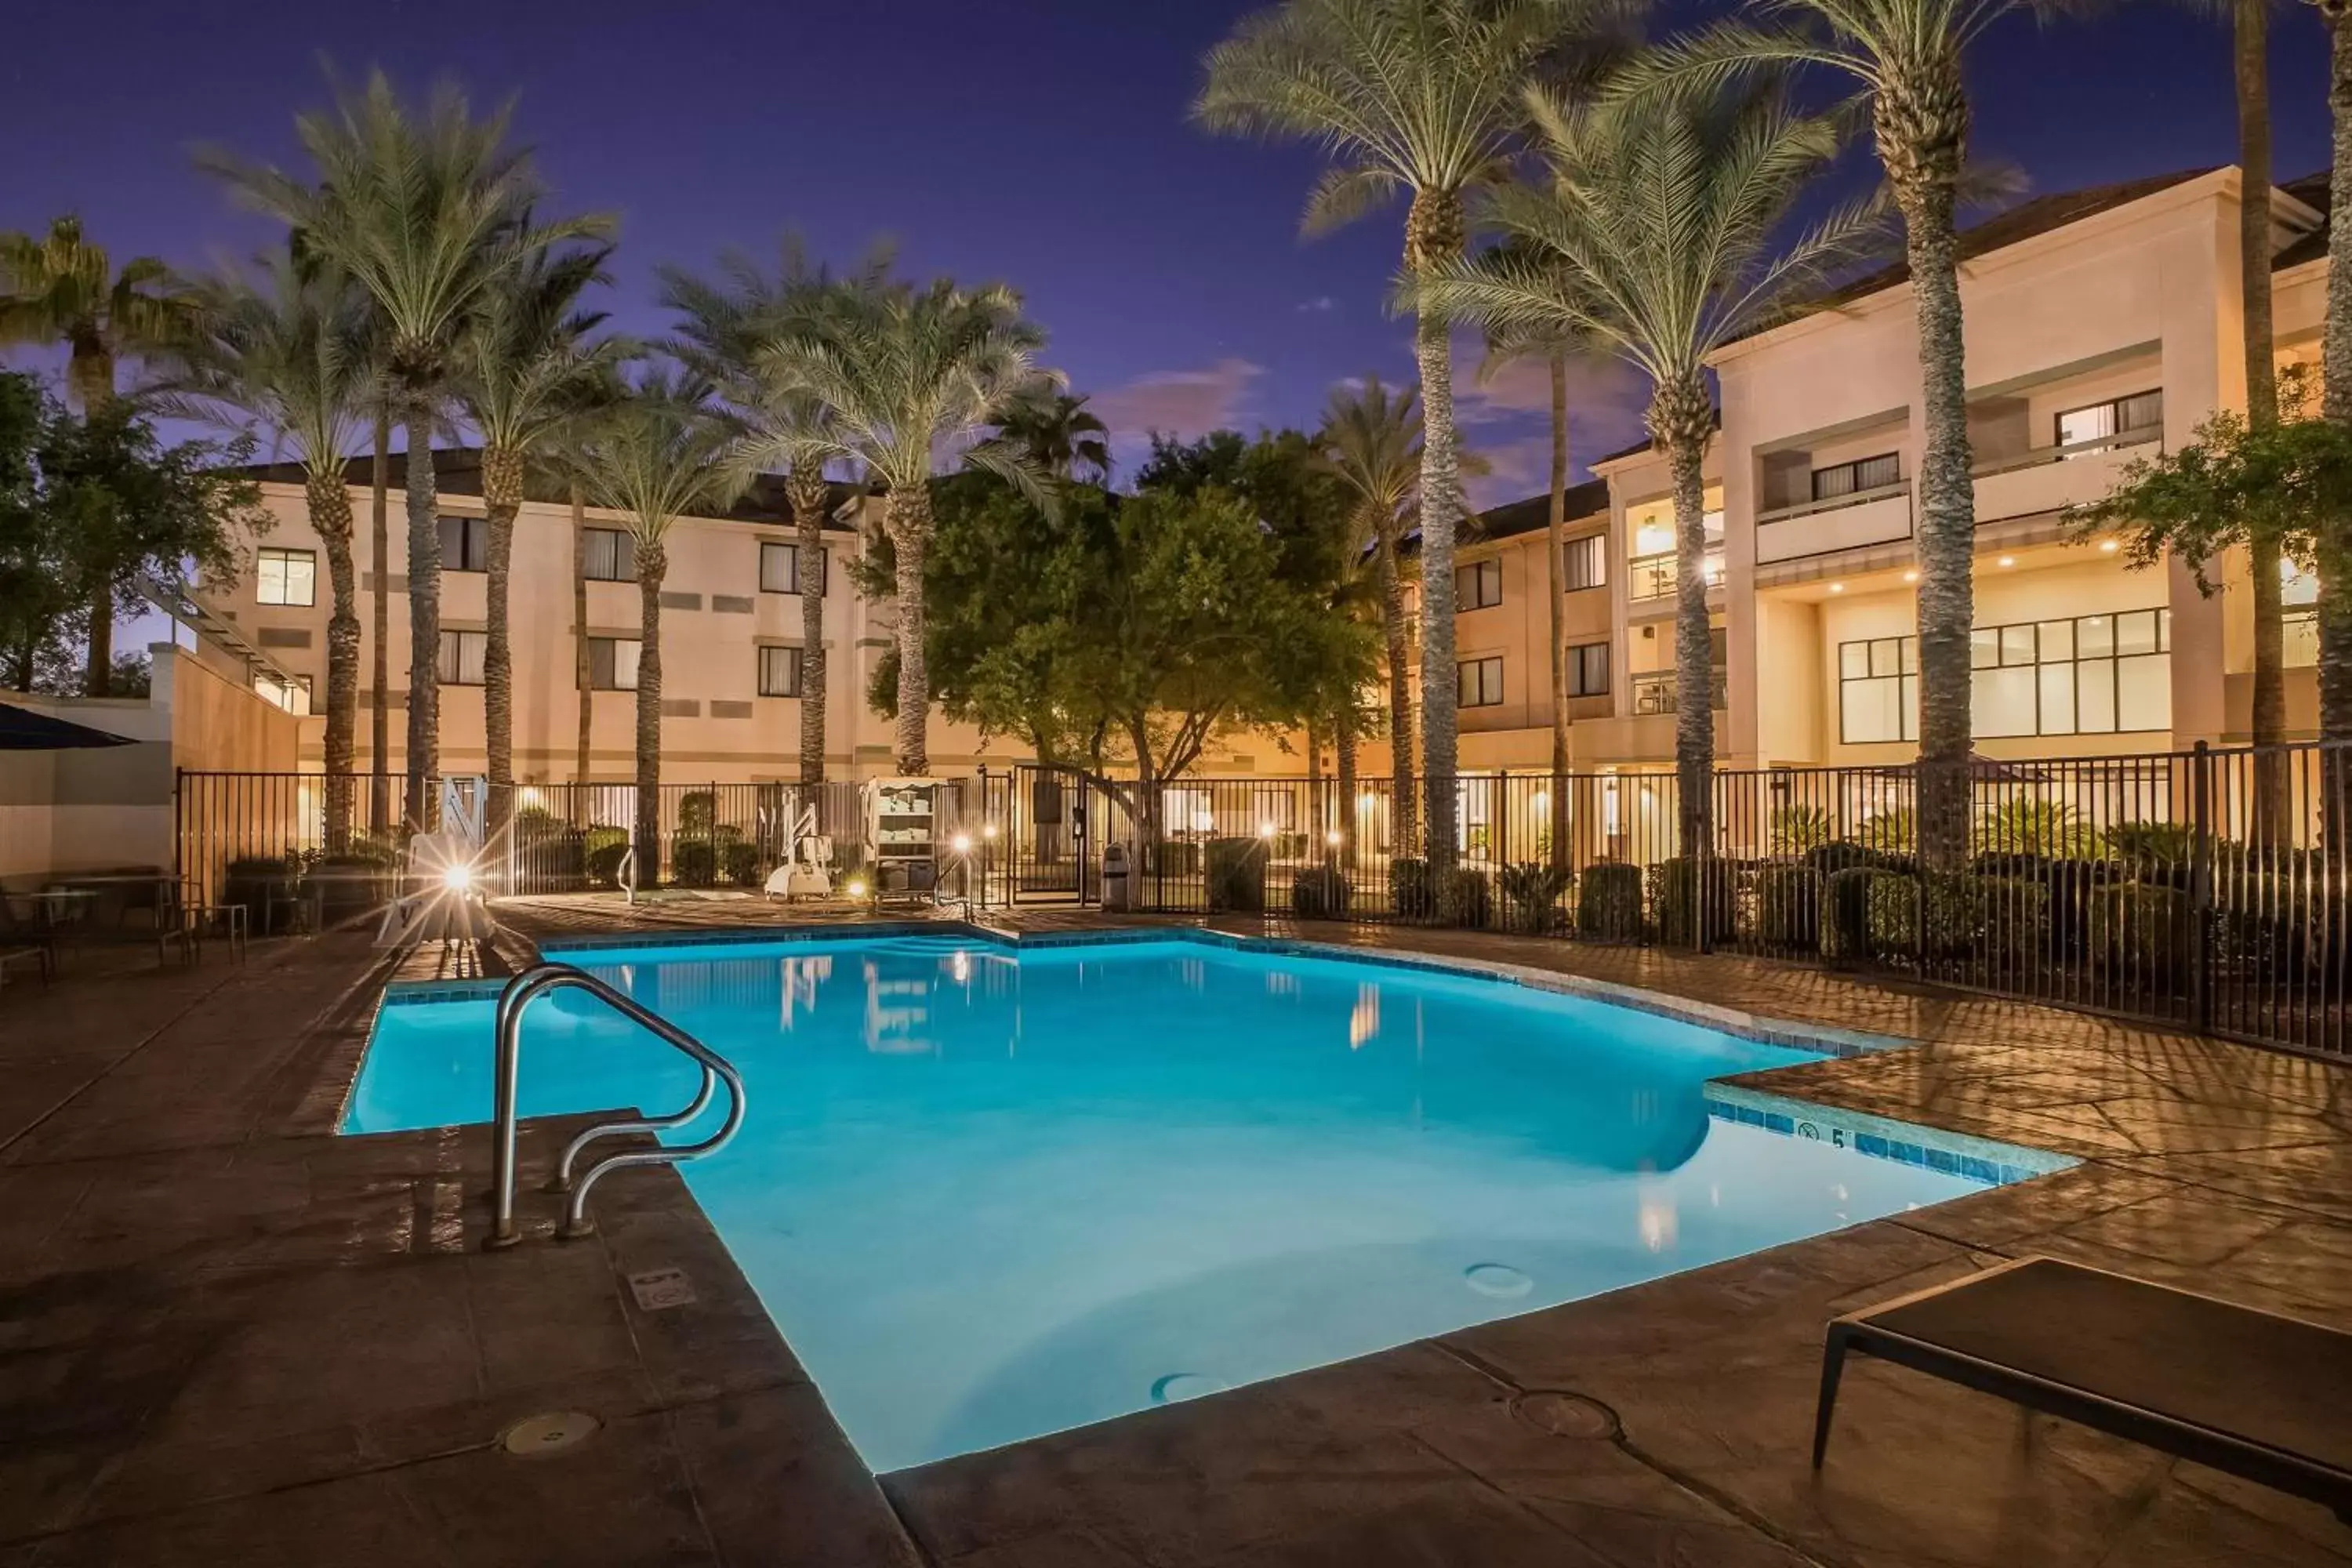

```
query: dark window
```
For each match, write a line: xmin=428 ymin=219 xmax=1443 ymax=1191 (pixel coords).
xmin=1811 ymin=452 xmax=1901 ymax=502
xmin=437 ymin=515 xmax=488 ymax=572
xmin=758 ymin=644 xmax=803 ymax=697
xmin=760 ymin=540 xmax=827 ymax=596
xmin=256 ymin=546 xmax=316 ymax=606
xmin=1457 ymin=655 xmax=1504 ymax=708
xmin=583 ymin=528 xmax=637 ymax=583
xmin=435 ymin=630 xmax=487 ymax=686
xmin=2056 ymin=389 xmax=2165 ymax=449
xmin=1454 ymin=558 xmax=1501 ymax=611
xmin=1563 ymin=535 xmax=1606 ymax=592
xmin=585 ymin=636 xmax=641 ymax=691
xmin=1565 ymin=641 xmax=1610 ymax=697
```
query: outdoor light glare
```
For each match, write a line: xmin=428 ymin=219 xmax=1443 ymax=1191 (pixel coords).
xmin=1998 ymin=556 xmax=2016 ymax=568
xmin=2100 ymin=538 xmax=2120 ymax=553
xmin=441 ymin=863 xmax=474 ymax=892
xmin=1357 ymin=793 xmax=1376 ymax=810
xmin=1325 ymin=829 xmax=1342 ymax=847
xmin=1531 ymin=790 xmax=1548 ymax=811
xmin=847 ymin=878 xmax=867 ymax=899
xmin=982 ymin=822 xmax=998 ymax=839
xmin=1828 ymin=583 xmax=1843 ymax=594
xmin=952 ymin=833 xmax=972 ymax=854
xmin=1258 ymin=822 xmax=1276 ymax=839
xmin=1902 ymin=570 xmax=1918 ymax=583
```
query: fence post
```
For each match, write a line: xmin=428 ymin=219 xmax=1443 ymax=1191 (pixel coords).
xmin=173 ymin=767 xmax=187 ymax=906
xmin=2190 ymin=740 xmax=2213 ymax=1034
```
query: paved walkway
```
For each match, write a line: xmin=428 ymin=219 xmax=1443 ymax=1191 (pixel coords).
xmin=4 ymin=902 xmax=2349 ymax=1566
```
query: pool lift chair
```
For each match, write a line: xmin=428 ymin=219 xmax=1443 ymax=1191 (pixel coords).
xmin=374 ymin=779 xmax=497 ymax=948
xmin=764 ymin=803 xmax=833 ymax=901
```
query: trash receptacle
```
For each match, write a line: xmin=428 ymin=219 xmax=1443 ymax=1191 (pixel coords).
xmin=1102 ymin=841 xmax=1132 ymax=912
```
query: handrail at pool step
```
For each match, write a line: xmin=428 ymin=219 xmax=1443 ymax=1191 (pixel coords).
xmin=485 ymin=963 xmax=747 ymax=1249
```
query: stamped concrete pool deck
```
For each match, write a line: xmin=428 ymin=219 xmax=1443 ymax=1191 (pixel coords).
xmin=3 ymin=900 xmax=2349 ymax=1566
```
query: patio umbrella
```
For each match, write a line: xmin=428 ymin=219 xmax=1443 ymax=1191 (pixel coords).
xmin=0 ymin=702 xmax=137 ymax=751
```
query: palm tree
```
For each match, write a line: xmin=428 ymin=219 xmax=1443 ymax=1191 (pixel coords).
xmin=661 ymin=240 xmax=891 ymax=793
xmin=205 ymin=71 xmax=611 ymax=823
xmin=758 ymin=274 xmax=1049 ymax=775
xmin=1419 ymin=82 xmax=1874 ymax=852
xmin=574 ymin=372 xmax=745 ymax=877
xmin=366 ymin=403 xmax=392 ymax=829
xmin=451 ymin=239 xmax=619 ymax=837
xmin=1316 ymin=376 xmax=1427 ymax=851
xmin=2318 ymin=2 xmax=2352 ymax=750
xmin=1197 ymin=0 xmax=1616 ymax=871
xmin=993 ymin=388 xmax=1112 ymax=482
xmin=0 ymin=216 xmax=200 ymax=692
xmin=1623 ymin=0 xmax=2016 ymax=869
xmin=156 ymin=253 xmax=376 ymax=848
xmin=531 ymin=372 xmax=630 ymax=808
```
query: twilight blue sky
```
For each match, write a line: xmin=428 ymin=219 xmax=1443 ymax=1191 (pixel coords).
xmin=0 ymin=0 xmax=2336 ymax=512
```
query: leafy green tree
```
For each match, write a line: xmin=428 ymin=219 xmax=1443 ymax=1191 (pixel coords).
xmin=1419 ymin=82 xmax=1871 ymax=851
xmin=991 ymin=388 xmax=1112 ymax=483
xmin=0 ymin=216 xmax=201 ymax=691
xmin=2316 ymin=0 xmax=2352 ymax=742
xmin=157 ymin=252 xmax=379 ymax=845
xmin=205 ymin=70 xmax=612 ymax=818
xmin=1197 ymin=0 xmax=1620 ymax=870
xmin=757 ymin=272 xmax=1049 ymax=775
xmin=0 ymin=372 xmax=72 ymax=689
xmin=452 ymin=239 xmax=619 ymax=833
xmin=572 ymin=372 xmax=745 ymax=875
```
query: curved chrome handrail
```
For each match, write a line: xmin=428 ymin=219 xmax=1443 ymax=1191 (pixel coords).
xmin=618 ymin=846 xmax=639 ymax=905
xmin=486 ymin=963 xmax=746 ymax=1248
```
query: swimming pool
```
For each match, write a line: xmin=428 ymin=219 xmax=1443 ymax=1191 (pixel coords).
xmin=347 ymin=930 xmax=2063 ymax=1472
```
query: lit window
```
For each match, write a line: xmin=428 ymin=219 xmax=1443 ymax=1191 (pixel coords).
xmin=1457 ymin=655 xmax=1504 ymax=708
xmin=254 ymin=672 xmax=312 ymax=714
xmin=582 ymin=528 xmax=637 ymax=582
xmin=760 ymin=540 xmax=828 ymax=596
xmin=2056 ymin=390 xmax=2162 ymax=452
xmin=437 ymin=515 xmax=489 ymax=572
xmin=1838 ymin=636 xmax=1919 ymax=743
xmin=256 ymin=546 xmax=316 ymax=607
xmin=757 ymin=644 xmax=803 ymax=697
xmin=436 ymin=630 xmax=487 ymax=686
xmin=585 ymin=636 xmax=641 ymax=691
xmin=1563 ymin=535 xmax=1607 ymax=592
xmin=1454 ymin=558 xmax=1501 ymax=611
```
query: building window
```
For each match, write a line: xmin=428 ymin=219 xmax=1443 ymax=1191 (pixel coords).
xmin=1563 ymin=535 xmax=1606 ymax=592
xmin=1566 ymin=641 xmax=1610 ymax=697
xmin=256 ymin=546 xmax=316 ymax=607
xmin=583 ymin=527 xmax=637 ymax=582
xmin=1838 ymin=636 xmax=1919 ymax=743
xmin=436 ymin=630 xmax=487 ymax=686
xmin=757 ymin=644 xmax=803 ymax=698
xmin=1455 ymin=558 xmax=1501 ymax=611
xmin=1457 ymin=655 xmax=1504 ymax=708
xmin=438 ymin=515 xmax=488 ymax=572
xmin=585 ymin=636 xmax=641 ymax=691
xmin=2056 ymin=389 xmax=2163 ymax=449
xmin=254 ymin=672 xmax=312 ymax=715
xmin=1973 ymin=608 xmax=2170 ymax=737
xmin=1812 ymin=453 xmax=1901 ymax=502
xmin=760 ymin=540 xmax=827 ymax=596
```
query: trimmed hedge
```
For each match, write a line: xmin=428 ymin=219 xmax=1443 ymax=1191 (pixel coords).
xmin=1498 ymin=862 xmax=1573 ymax=934
xmin=1748 ymin=865 xmax=1820 ymax=948
xmin=1390 ymin=858 xmax=1436 ymax=920
xmin=1439 ymin=866 xmax=1493 ymax=927
xmin=1290 ymin=866 xmax=1350 ymax=919
xmin=1650 ymin=856 xmax=1736 ymax=946
xmin=2089 ymin=881 xmax=2195 ymax=979
xmin=1577 ymin=862 xmax=1645 ymax=941
xmin=1820 ymin=866 xmax=1876 ymax=961
xmin=724 ymin=840 xmax=762 ymax=887
xmin=1205 ymin=837 xmax=1265 ymax=912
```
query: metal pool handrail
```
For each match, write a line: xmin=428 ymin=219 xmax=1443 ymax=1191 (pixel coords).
xmin=485 ymin=963 xmax=747 ymax=1249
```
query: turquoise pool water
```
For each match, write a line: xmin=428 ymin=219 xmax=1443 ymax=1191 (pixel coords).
xmin=347 ymin=933 xmax=2046 ymax=1472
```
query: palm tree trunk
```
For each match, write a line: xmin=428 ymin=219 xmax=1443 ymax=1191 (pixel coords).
xmin=402 ymin=412 xmax=440 ymax=829
xmin=71 ymin=347 xmax=115 ymax=698
xmin=887 ymin=487 xmax=933 ymax=775
xmin=789 ymin=467 xmax=830 ymax=793
xmin=1546 ymin=351 xmax=1572 ymax=873
xmin=309 ymin=471 xmax=361 ymax=853
xmin=481 ymin=445 xmax=522 ymax=844
xmin=1379 ymin=537 xmax=1418 ymax=851
xmin=2239 ymin=0 xmax=2288 ymax=840
xmin=1657 ymin=378 xmax=1716 ymax=855
xmin=84 ymin=587 xmax=114 ymax=698
xmin=1408 ymin=188 xmax=1467 ymax=873
xmin=369 ymin=412 xmax=390 ymax=835
xmin=1335 ymin=710 xmax=1358 ymax=869
xmin=1888 ymin=109 xmax=1978 ymax=873
xmin=572 ymin=485 xmax=592 ymax=818
xmin=2318 ymin=9 xmax=2352 ymax=756
xmin=633 ymin=539 xmax=667 ymax=880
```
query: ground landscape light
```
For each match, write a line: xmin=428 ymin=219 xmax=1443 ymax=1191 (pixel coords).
xmin=847 ymin=878 xmax=866 ymax=899
xmin=1326 ymin=829 xmax=1343 ymax=847
xmin=952 ymin=833 xmax=971 ymax=854
xmin=1259 ymin=822 xmax=1276 ymax=839
xmin=982 ymin=822 xmax=997 ymax=839
xmin=441 ymin=863 xmax=473 ymax=892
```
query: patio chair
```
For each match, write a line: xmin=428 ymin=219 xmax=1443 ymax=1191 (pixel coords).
xmin=1813 ymin=1255 xmax=2352 ymax=1520
xmin=0 ymin=890 xmax=59 ymax=990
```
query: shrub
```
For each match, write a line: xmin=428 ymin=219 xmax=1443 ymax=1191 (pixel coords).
xmin=1857 ymin=808 xmax=1915 ymax=855
xmin=1969 ymin=875 xmax=2050 ymax=970
xmin=2107 ymin=820 xmax=2195 ymax=876
xmin=1498 ymin=862 xmax=1573 ymax=933
xmin=1819 ymin=866 xmax=1877 ymax=961
xmin=1805 ymin=840 xmax=1912 ymax=877
xmin=2089 ymin=881 xmax=2195 ymax=982
xmin=1769 ymin=803 xmax=1832 ymax=853
xmin=672 ymin=840 xmax=719 ymax=888
xmin=1439 ymin=866 xmax=1493 ymax=927
xmin=1864 ymin=871 xmax=1921 ymax=959
xmin=1975 ymin=798 xmax=2103 ymax=861
xmin=307 ymin=853 xmax=392 ymax=927
xmin=585 ymin=826 xmax=631 ymax=889
xmin=1650 ymin=856 xmax=1735 ymax=946
xmin=1748 ymin=866 xmax=1820 ymax=948
xmin=723 ymin=840 xmax=762 ymax=887
xmin=1152 ymin=839 xmax=1203 ymax=877
xmin=1577 ymin=862 xmax=1645 ymax=941
xmin=516 ymin=828 xmax=586 ymax=888
xmin=1390 ymin=858 xmax=1436 ymax=920
xmin=678 ymin=789 xmax=717 ymax=835
xmin=1204 ymin=837 xmax=1265 ymax=912
xmin=1290 ymin=865 xmax=1350 ymax=919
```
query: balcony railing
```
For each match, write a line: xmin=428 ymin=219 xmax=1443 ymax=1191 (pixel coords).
xmin=1628 ymin=548 xmax=1726 ymax=604
xmin=1631 ymin=669 xmax=1729 ymax=716
xmin=1970 ymin=426 xmax=2160 ymax=526
xmin=1755 ymin=482 xmax=1913 ymax=565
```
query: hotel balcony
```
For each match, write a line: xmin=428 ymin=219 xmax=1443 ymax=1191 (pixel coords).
xmin=1970 ymin=425 xmax=2161 ymax=526
xmin=1630 ymin=669 xmax=1729 ymax=716
xmin=1627 ymin=548 xmax=1726 ymax=607
xmin=1754 ymin=483 xmax=1914 ymax=567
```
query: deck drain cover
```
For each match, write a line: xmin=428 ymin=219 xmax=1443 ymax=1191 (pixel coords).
xmin=1511 ymin=1392 xmax=1620 ymax=1442
xmin=500 ymin=1410 xmax=601 ymax=1457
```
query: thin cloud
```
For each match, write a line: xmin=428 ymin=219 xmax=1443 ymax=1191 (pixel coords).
xmin=1294 ymin=296 xmax=1338 ymax=314
xmin=1091 ymin=358 xmax=1266 ymax=442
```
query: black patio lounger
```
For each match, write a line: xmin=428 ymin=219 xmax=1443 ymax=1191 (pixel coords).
xmin=1814 ymin=1255 xmax=2352 ymax=1518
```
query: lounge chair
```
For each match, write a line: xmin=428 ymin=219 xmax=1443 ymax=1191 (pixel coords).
xmin=1813 ymin=1255 xmax=2352 ymax=1519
